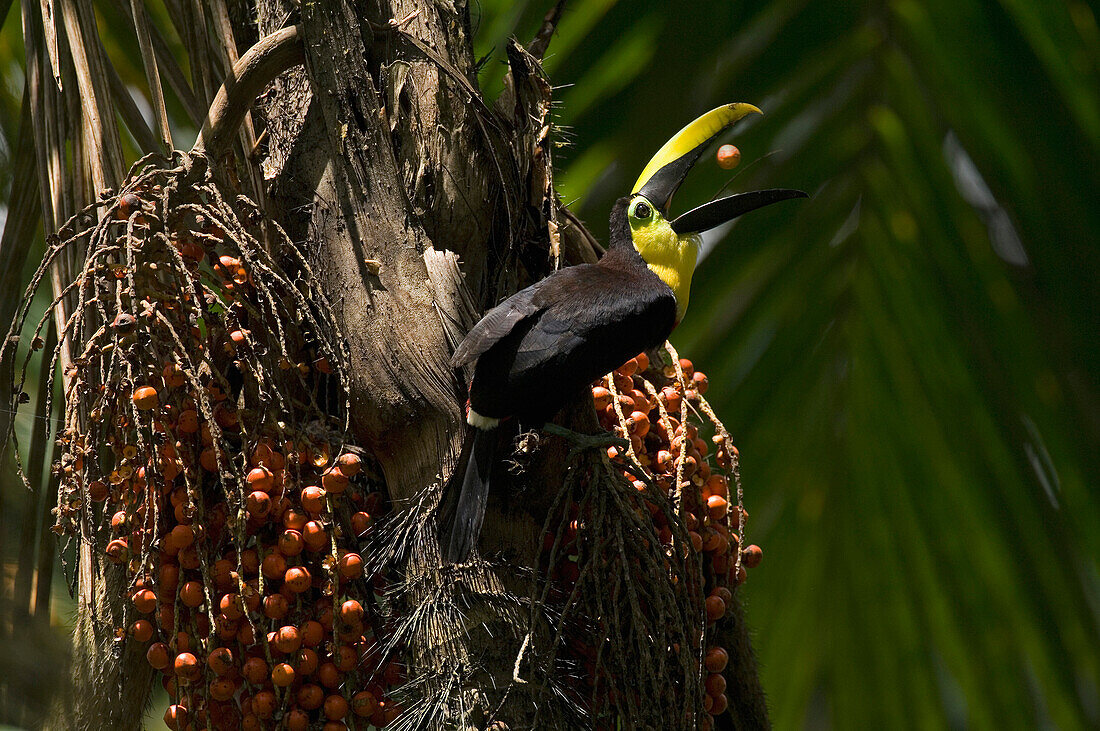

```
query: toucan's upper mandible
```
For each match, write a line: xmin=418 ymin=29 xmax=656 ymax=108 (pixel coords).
xmin=632 ymin=103 xmax=762 ymax=213
xmin=632 ymin=103 xmax=807 ymax=236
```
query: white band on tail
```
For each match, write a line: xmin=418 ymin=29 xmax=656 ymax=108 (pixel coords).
xmin=467 ymin=408 xmax=500 ymax=429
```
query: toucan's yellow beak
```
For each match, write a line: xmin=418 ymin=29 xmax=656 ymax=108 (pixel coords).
xmin=632 ymin=103 xmax=761 ymax=212
xmin=632 ymin=103 xmax=807 ymax=234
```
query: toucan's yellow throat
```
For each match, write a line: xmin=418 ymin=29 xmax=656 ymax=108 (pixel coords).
xmin=627 ymin=195 xmax=699 ymax=322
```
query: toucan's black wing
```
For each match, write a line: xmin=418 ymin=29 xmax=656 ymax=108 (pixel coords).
xmin=514 ymin=265 xmax=674 ymax=373
xmin=468 ymin=263 xmax=676 ymax=421
xmin=450 ymin=277 xmax=554 ymax=369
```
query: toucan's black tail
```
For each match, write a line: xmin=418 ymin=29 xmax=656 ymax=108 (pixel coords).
xmin=443 ymin=427 xmax=495 ymax=563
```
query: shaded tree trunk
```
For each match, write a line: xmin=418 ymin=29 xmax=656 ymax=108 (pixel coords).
xmin=258 ymin=2 xmax=587 ymax=724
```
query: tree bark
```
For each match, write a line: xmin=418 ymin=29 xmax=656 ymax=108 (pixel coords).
xmin=260 ymin=1 xmax=573 ymax=724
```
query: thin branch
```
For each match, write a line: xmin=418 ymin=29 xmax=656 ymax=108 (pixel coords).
xmin=183 ymin=0 xmax=214 ymax=107
xmin=0 ymin=86 xmax=43 ymax=338
xmin=393 ymin=27 xmax=504 ymax=134
xmin=192 ymin=24 xmax=304 ymax=159
xmin=559 ymin=203 xmax=603 ymax=260
xmin=38 ymin=0 xmax=63 ymax=90
xmin=111 ymin=0 xmax=204 ymax=127
xmin=129 ymin=0 xmax=172 ymax=149
xmin=104 ymin=53 xmax=159 ymax=153
xmin=34 ymin=332 xmax=60 ymax=621
xmin=205 ymin=0 xmax=264 ymax=199
xmin=59 ymin=0 xmax=125 ymax=192
xmin=527 ymin=0 xmax=567 ymax=61
xmin=23 ymin=0 xmax=67 ymax=231
xmin=12 ymin=323 xmax=57 ymax=622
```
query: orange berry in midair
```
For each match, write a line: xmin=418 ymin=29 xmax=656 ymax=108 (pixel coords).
xmin=716 ymin=144 xmax=741 ymax=169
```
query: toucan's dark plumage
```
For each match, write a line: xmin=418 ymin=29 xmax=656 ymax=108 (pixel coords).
xmin=443 ymin=104 xmax=806 ymax=562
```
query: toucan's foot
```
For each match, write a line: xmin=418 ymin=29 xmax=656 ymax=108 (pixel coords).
xmin=543 ymin=423 xmax=656 ymax=488
xmin=542 ymin=422 xmax=629 ymax=451
xmin=506 ymin=429 xmax=543 ymax=475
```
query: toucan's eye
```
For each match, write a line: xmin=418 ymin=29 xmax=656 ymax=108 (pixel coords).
xmin=633 ymin=201 xmax=652 ymax=220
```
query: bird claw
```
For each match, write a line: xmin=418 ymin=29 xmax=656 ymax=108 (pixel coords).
xmin=506 ymin=429 xmax=542 ymax=475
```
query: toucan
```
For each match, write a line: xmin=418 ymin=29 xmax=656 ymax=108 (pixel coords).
xmin=443 ymin=104 xmax=806 ymax=562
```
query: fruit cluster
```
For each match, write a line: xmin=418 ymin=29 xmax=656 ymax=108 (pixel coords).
xmin=544 ymin=347 xmax=762 ymax=727
xmin=31 ymin=168 xmax=408 ymax=729
xmin=113 ymin=435 xmax=405 ymax=731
